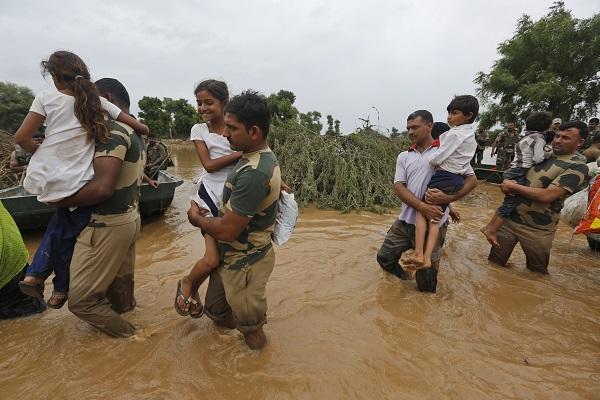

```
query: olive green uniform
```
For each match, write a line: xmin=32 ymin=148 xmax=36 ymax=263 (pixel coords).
xmin=204 ymin=148 xmax=281 ymax=333
xmin=68 ymin=121 xmax=146 ymax=337
xmin=494 ymin=130 xmax=520 ymax=171
xmin=488 ymin=153 xmax=588 ymax=273
xmin=472 ymin=131 xmax=488 ymax=166
xmin=144 ymin=141 xmax=168 ymax=179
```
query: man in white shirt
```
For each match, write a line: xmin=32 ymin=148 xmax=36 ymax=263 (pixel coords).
xmin=376 ymin=110 xmax=477 ymax=292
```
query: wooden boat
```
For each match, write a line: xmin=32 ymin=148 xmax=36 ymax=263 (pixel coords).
xmin=474 ymin=163 xmax=504 ymax=184
xmin=0 ymin=171 xmax=183 ymax=230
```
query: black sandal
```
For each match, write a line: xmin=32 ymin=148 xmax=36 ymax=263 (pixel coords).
xmin=19 ymin=281 xmax=45 ymax=299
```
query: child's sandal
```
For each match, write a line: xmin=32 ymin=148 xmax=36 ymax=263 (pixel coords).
xmin=47 ymin=291 xmax=68 ymax=309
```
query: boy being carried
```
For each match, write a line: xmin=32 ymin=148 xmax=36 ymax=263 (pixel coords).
xmin=481 ymin=112 xmax=552 ymax=247
xmin=407 ymin=95 xmax=479 ymax=270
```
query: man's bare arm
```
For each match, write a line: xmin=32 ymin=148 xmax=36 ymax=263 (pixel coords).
xmin=394 ymin=182 xmax=443 ymax=222
xmin=500 ymin=180 xmax=568 ymax=204
xmin=187 ymin=201 xmax=251 ymax=242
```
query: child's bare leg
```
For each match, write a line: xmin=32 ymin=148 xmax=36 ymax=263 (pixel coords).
xmin=176 ymin=234 xmax=220 ymax=314
xmin=410 ymin=211 xmax=428 ymax=267
xmin=189 ymin=235 xmax=220 ymax=316
xmin=421 ymin=223 xmax=440 ymax=269
xmin=481 ymin=214 xmax=503 ymax=248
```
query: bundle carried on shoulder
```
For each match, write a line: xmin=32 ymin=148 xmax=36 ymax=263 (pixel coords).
xmin=273 ymin=190 xmax=298 ymax=246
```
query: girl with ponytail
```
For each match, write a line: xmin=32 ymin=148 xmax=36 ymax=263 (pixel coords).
xmin=14 ymin=50 xmax=149 ymax=309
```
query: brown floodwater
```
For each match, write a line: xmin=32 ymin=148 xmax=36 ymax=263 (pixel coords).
xmin=2 ymin=144 xmax=599 ymax=399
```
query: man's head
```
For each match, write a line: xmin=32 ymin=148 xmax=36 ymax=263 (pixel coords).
xmin=406 ymin=110 xmax=433 ymax=145
xmin=506 ymin=122 xmax=516 ymax=133
xmin=552 ymin=117 xmax=562 ymax=131
xmin=553 ymin=121 xmax=588 ymax=155
xmin=525 ymin=112 xmax=552 ymax=132
xmin=446 ymin=95 xmax=479 ymax=127
xmin=589 ymin=117 xmax=599 ymax=131
xmin=591 ymin=135 xmax=600 ymax=148
xmin=223 ymin=90 xmax=271 ymax=152
xmin=148 ymin=134 xmax=157 ymax=145
xmin=94 ymin=78 xmax=130 ymax=113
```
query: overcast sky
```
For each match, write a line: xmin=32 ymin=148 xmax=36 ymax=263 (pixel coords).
xmin=1 ymin=0 xmax=598 ymax=133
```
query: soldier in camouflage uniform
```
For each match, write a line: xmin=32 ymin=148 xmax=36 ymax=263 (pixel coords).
xmin=187 ymin=91 xmax=280 ymax=350
xmin=472 ymin=127 xmax=488 ymax=166
xmin=9 ymin=134 xmax=43 ymax=174
xmin=491 ymin=123 xmax=519 ymax=171
xmin=488 ymin=121 xmax=589 ymax=274
xmin=144 ymin=135 xmax=168 ymax=179
xmin=581 ymin=117 xmax=600 ymax=151
xmin=58 ymin=79 xmax=146 ymax=337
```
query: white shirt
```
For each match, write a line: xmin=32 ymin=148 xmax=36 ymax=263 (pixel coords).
xmin=428 ymin=123 xmax=477 ymax=175
xmin=23 ymin=92 xmax=121 ymax=202
xmin=190 ymin=123 xmax=235 ymax=202
xmin=395 ymin=141 xmax=450 ymax=225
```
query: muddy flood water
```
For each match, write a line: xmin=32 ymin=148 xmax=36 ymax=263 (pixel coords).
xmin=2 ymin=144 xmax=599 ymax=399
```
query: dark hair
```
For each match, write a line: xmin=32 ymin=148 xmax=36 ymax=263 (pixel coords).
xmin=224 ymin=90 xmax=271 ymax=139
xmin=446 ymin=95 xmax=479 ymax=123
xmin=525 ymin=112 xmax=552 ymax=132
xmin=407 ymin=110 xmax=433 ymax=123
xmin=194 ymin=79 xmax=229 ymax=105
xmin=431 ymin=122 xmax=450 ymax=140
xmin=95 ymin=78 xmax=130 ymax=108
xmin=590 ymin=117 xmax=599 ymax=124
xmin=559 ymin=121 xmax=588 ymax=139
xmin=41 ymin=51 xmax=109 ymax=143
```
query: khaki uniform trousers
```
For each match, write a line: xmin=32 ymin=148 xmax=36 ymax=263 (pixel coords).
xmin=204 ymin=247 xmax=275 ymax=333
xmin=68 ymin=217 xmax=140 ymax=337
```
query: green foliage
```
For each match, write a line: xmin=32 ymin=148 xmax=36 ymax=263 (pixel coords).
xmin=475 ymin=1 xmax=600 ymax=126
xmin=268 ymin=90 xmax=299 ymax=123
xmin=138 ymin=96 xmax=198 ymax=138
xmin=298 ymin=111 xmax=323 ymax=134
xmin=268 ymin=122 xmax=410 ymax=212
xmin=0 ymin=81 xmax=35 ymax=133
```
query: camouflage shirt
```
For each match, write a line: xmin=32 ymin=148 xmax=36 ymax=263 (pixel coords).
xmin=146 ymin=141 xmax=168 ymax=166
xmin=509 ymin=153 xmax=589 ymax=231
xmin=88 ymin=121 xmax=146 ymax=227
xmin=218 ymin=148 xmax=281 ymax=270
xmin=475 ymin=132 xmax=488 ymax=151
xmin=13 ymin=145 xmax=32 ymax=166
xmin=496 ymin=130 xmax=520 ymax=152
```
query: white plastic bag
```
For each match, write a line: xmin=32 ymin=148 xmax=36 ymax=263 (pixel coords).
xmin=560 ymin=187 xmax=588 ymax=228
xmin=273 ymin=191 xmax=298 ymax=245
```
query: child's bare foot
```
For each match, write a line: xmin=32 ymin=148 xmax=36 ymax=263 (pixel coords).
xmin=174 ymin=277 xmax=193 ymax=316
xmin=410 ymin=253 xmax=425 ymax=268
xmin=416 ymin=258 xmax=432 ymax=270
xmin=480 ymin=226 xmax=500 ymax=248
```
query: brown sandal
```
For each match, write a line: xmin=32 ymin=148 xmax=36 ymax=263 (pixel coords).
xmin=174 ymin=280 xmax=190 ymax=316
xmin=189 ymin=293 xmax=204 ymax=318
xmin=47 ymin=291 xmax=68 ymax=309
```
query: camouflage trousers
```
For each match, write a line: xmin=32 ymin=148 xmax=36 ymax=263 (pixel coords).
xmin=488 ymin=218 xmax=555 ymax=274
xmin=376 ymin=219 xmax=447 ymax=293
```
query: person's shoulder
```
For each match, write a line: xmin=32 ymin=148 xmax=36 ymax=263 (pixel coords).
xmin=190 ymin=123 xmax=209 ymax=140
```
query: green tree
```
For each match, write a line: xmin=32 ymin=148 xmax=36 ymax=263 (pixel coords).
xmin=299 ymin=110 xmax=323 ymax=134
xmin=138 ymin=96 xmax=170 ymax=137
xmin=334 ymin=119 xmax=340 ymax=135
xmin=268 ymin=90 xmax=299 ymax=123
xmin=0 ymin=81 xmax=35 ymax=133
xmin=475 ymin=2 xmax=600 ymax=125
xmin=139 ymin=97 xmax=198 ymax=138
xmin=390 ymin=127 xmax=400 ymax=138
xmin=325 ymin=114 xmax=335 ymax=136
xmin=164 ymin=98 xmax=198 ymax=139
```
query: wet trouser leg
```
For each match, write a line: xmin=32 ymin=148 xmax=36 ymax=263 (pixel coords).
xmin=0 ymin=264 xmax=46 ymax=319
xmin=68 ymin=219 xmax=139 ymax=338
xmin=376 ymin=220 xmax=447 ymax=292
xmin=205 ymin=248 xmax=275 ymax=333
xmin=376 ymin=219 xmax=412 ymax=280
xmin=488 ymin=219 xmax=553 ymax=274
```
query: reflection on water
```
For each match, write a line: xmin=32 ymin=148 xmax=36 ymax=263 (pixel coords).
xmin=3 ymin=143 xmax=600 ymax=399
